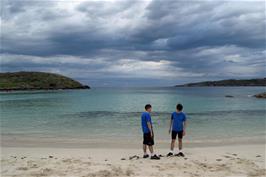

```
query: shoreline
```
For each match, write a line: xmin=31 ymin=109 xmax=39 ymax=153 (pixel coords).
xmin=1 ymin=144 xmax=265 ymax=177
xmin=2 ymin=134 xmax=265 ymax=149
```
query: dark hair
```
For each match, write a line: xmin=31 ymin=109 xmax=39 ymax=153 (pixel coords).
xmin=176 ymin=103 xmax=183 ymax=111
xmin=145 ymin=104 xmax=152 ymax=110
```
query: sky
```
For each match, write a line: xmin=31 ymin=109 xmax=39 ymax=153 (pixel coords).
xmin=1 ymin=0 xmax=265 ymax=87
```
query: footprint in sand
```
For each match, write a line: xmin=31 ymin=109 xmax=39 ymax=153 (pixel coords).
xmin=27 ymin=160 xmax=39 ymax=168
xmin=62 ymin=158 xmax=72 ymax=163
xmin=31 ymin=168 xmax=53 ymax=177
xmin=129 ymin=155 xmax=139 ymax=160
xmin=72 ymin=159 xmax=82 ymax=163
xmin=16 ymin=167 xmax=28 ymax=171
xmin=223 ymin=155 xmax=232 ymax=159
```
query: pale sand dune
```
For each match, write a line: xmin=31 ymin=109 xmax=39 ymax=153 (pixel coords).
xmin=1 ymin=144 xmax=265 ymax=177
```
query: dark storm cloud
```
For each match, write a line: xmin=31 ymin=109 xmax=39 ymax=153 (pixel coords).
xmin=1 ymin=0 xmax=265 ymax=86
xmin=140 ymin=1 xmax=265 ymax=50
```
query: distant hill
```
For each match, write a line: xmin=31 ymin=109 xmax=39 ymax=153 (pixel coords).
xmin=175 ymin=78 xmax=266 ymax=87
xmin=0 ymin=72 xmax=90 ymax=91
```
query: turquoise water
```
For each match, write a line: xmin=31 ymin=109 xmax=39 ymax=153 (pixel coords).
xmin=1 ymin=87 xmax=265 ymax=146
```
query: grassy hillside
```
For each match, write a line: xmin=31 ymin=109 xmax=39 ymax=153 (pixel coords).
xmin=176 ymin=78 xmax=266 ymax=87
xmin=0 ymin=72 xmax=90 ymax=90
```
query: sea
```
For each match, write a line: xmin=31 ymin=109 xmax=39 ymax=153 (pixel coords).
xmin=1 ymin=87 xmax=265 ymax=148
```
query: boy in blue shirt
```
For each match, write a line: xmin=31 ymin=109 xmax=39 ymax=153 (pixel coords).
xmin=141 ymin=104 xmax=160 ymax=160
xmin=167 ymin=103 xmax=187 ymax=157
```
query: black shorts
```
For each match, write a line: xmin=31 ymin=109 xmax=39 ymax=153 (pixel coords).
xmin=172 ymin=131 xmax=183 ymax=140
xmin=143 ymin=133 xmax=154 ymax=146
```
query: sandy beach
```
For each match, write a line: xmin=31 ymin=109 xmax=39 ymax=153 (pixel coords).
xmin=2 ymin=0 xmax=266 ymax=176
xmin=1 ymin=144 xmax=265 ymax=177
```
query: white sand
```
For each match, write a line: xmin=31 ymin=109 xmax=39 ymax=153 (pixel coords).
xmin=1 ymin=144 xmax=265 ymax=177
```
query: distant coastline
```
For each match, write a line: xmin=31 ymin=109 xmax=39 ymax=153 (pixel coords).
xmin=175 ymin=78 xmax=266 ymax=87
xmin=0 ymin=71 xmax=90 ymax=91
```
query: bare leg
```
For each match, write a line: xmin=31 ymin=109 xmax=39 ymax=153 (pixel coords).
xmin=148 ymin=145 xmax=154 ymax=154
xmin=143 ymin=144 xmax=147 ymax=154
xmin=170 ymin=139 xmax=176 ymax=151
xmin=178 ymin=138 xmax=182 ymax=151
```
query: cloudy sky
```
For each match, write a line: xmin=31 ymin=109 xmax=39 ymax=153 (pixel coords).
xmin=1 ymin=0 xmax=265 ymax=87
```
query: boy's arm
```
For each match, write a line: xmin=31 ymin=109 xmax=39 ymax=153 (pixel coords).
xmin=183 ymin=120 xmax=187 ymax=136
xmin=169 ymin=119 xmax=173 ymax=134
xmin=147 ymin=122 xmax=153 ymax=137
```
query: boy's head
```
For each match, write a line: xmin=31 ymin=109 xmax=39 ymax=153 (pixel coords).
xmin=176 ymin=103 xmax=183 ymax=112
xmin=145 ymin=104 xmax=152 ymax=112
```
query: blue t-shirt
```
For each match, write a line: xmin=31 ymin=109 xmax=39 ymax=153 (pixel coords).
xmin=171 ymin=112 xmax=186 ymax=131
xmin=141 ymin=112 xmax=152 ymax=133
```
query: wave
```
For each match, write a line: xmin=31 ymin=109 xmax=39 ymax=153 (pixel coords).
xmin=63 ymin=109 xmax=266 ymax=119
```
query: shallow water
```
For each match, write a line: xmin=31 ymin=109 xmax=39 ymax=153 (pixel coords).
xmin=1 ymin=87 xmax=265 ymax=147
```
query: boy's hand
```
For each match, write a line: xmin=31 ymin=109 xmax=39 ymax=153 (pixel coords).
xmin=183 ymin=130 xmax=186 ymax=136
xmin=168 ymin=129 xmax=171 ymax=134
xmin=150 ymin=132 xmax=153 ymax=138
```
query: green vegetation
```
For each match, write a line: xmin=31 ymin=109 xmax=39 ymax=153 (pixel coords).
xmin=176 ymin=78 xmax=266 ymax=87
xmin=0 ymin=72 xmax=90 ymax=91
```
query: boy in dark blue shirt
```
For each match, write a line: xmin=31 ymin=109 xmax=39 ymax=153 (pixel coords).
xmin=141 ymin=104 xmax=160 ymax=160
xmin=167 ymin=103 xmax=187 ymax=157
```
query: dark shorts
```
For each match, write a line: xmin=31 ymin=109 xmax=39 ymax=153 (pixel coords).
xmin=172 ymin=130 xmax=183 ymax=140
xmin=143 ymin=133 xmax=154 ymax=146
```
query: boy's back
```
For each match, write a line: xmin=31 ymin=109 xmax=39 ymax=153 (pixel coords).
xmin=171 ymin=112 xmax=186 ymax=132
xmin=168 ymin=104 xmax=187 ymax=157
